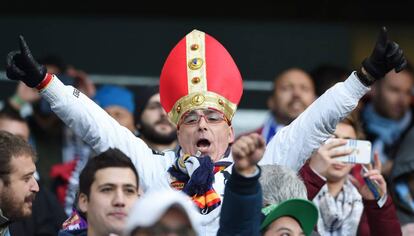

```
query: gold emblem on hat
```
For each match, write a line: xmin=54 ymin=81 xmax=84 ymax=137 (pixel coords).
xmin=191 ymin=77 xmax=201 ymax=84
xmin=192 ymin=94 xmax=205 ymax=106
xmin=190 ymin=44 xmax=199 ymax=50
xmin=188 ymin=58 xmax=203 ymax=70
xmin=176 ymin=104 xmax=182 ymax=113
xmin=218 ymin=99 xmax=224 ymax=106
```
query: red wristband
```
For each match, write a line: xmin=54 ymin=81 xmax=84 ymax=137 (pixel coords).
xmin=36 ymin=73 xmax=53 ymax=91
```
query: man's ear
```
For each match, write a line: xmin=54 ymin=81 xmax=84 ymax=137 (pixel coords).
xmin=78 ymin=193 xmax=89 ymax=213
xmin=228 ymin=126 xmax=235 ymax=144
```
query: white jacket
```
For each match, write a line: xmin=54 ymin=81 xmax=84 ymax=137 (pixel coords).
xmin=40 ymin=72 xmax=369 ymax=236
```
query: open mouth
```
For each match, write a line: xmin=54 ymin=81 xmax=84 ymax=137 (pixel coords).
xmin=197 ymin=138 xmax=211 ymax=150
xmin=289 ymin=100 xmax=304 ymax=110
xmin=25 ymin=194 xmax=36 ymax=203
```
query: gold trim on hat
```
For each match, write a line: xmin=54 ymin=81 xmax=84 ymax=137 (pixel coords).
xmin=168 ymin=91 xmax=237 ymax=125
xmin=186 ymin=30 xmax=207 ymax=94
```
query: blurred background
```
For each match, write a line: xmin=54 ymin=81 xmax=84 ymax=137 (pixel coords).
xmin=2 ymin=4 xmax=414 ymax=234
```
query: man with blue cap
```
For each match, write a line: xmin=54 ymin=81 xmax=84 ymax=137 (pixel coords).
xmin=94 ymin=85 xmax=136 ymax=133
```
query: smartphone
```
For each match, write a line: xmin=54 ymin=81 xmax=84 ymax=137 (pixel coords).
xmin=361 ymin=166 xmax=382 ymax=200
xmin=330 ymin=139 xmax=372 ymax=164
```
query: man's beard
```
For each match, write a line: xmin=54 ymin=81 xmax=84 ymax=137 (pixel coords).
xmin=139 ymin=119 xmax=177 ymax=145
xmin=274 ymin=98 xmax=307 ymax=124
xmin=0 ymin=188 xmax=36 ymax=220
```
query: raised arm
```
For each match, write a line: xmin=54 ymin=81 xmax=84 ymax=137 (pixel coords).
xmin=5 ymin=36 xmax=172 ymax=190
xmin=261 ymin=27 xmax=407 ymax=171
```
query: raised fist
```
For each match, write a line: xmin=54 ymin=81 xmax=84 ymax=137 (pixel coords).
xmin=232 ymin=133 xmax=265 ymax=175
xmin=360 ymin=27 xmax=407 ymax=86
xmin=6 ymin=35 xmax=47 ymax=88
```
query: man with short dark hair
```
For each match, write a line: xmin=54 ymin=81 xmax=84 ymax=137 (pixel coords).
xmin=0 ymin=131 xmax=39 ymax=236
xmin=0 ymin=108 xmax=66 ymax=236
xmin=134 ymin=86 xmax=177 ymax=152
xmin=59 ymin=148 xmax=140 ymax=236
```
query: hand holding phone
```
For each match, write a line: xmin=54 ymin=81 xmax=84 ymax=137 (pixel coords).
xmin=310 ymin=138 xmax=350 ymax=177
xmin=350 ymin=153 xmax=387 ymax=203
xmin=362 ymin=165 xmax=383 ymax=200
xmin=330 ymin=139 xmax=372 ymax=164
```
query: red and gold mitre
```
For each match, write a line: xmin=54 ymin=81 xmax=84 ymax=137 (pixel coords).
xmin=160 ymin=29 xmax=243 ymax=125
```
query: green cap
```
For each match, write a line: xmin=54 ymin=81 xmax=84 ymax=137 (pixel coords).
xmin=261 ymin=199 xmax=318 ymax=236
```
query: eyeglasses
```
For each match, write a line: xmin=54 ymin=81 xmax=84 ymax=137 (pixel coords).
xmin=179 ymin=109 xmax=227 ymax=126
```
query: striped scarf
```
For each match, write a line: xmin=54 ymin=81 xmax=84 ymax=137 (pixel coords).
xmin=168 ymin=151 xmax=231 ymax=215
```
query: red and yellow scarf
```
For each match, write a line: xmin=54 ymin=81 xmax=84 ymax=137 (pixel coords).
xmin=168 ymin=154 xmax=231 ymax=214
